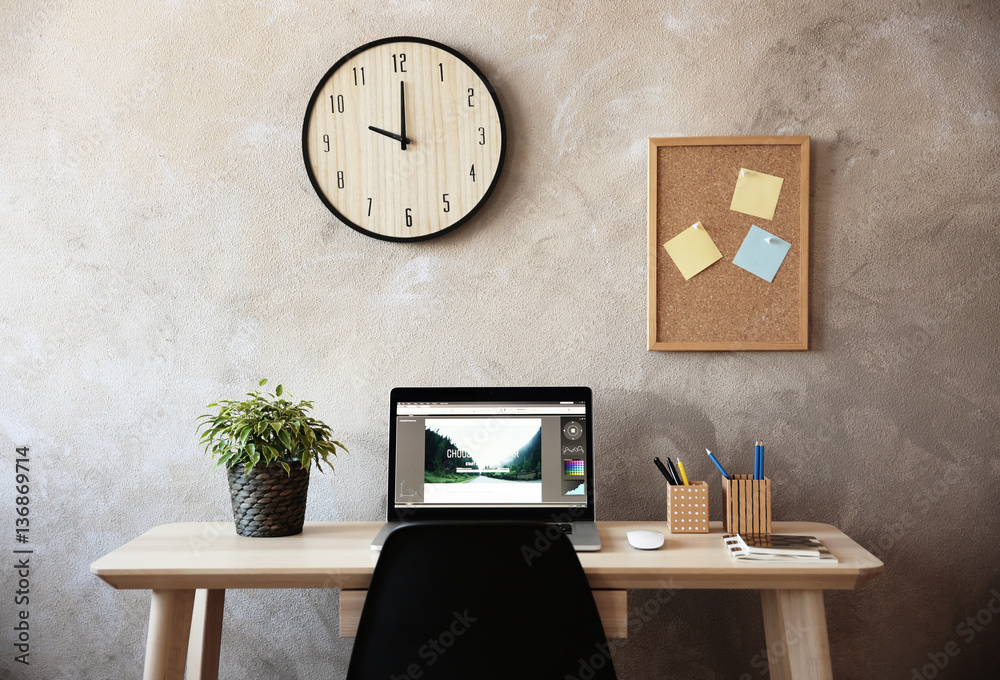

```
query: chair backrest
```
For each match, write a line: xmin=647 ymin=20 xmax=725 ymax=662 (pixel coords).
xmin=346 ymin=522 xmax=617 ymax=680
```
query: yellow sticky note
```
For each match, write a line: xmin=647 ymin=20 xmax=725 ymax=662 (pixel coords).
xmin=730 ymin=168 xmax=784 ymax=220
xmin=663 ymin=222 xmax=723 ymax=281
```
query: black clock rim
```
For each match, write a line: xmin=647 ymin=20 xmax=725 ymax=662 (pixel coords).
xmin=301 ymin=36 xmax=507 ymax=243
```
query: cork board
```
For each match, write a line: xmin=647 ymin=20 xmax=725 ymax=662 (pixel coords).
xmin=647 ymin=136 xmax=810 ymax=351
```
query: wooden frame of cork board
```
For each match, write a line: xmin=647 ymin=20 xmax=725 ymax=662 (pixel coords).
xmin=647 ymin=136 xmax=810 ymax=351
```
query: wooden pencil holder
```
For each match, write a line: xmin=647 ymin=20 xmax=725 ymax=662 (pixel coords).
xmin=722 ymin=475 xmax=772 ymax=534
xmin=666 ymin=481 xmax=709 ymax=533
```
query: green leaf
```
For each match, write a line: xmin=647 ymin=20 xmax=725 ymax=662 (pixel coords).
xmin=197 ymin=378 xmax=347 ymax=474
xmin=277 ymin=428 xmax=292 ymax=450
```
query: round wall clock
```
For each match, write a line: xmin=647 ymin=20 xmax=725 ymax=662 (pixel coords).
xmin=302 ymin=37 xmax=506 ymax=241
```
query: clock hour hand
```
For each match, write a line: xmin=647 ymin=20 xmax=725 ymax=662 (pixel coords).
xmin=368 ymin=125 xmax=411 ymax=146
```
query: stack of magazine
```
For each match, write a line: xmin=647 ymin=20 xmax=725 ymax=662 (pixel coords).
xmin=723 ymin=534 xmax=838 ymax=563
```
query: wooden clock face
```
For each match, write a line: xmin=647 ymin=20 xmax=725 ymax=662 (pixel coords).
xmin=303 ymin=37 xmax=506 ymax=241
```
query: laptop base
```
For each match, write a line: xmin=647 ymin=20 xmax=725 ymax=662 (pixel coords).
xmin=371 ymin=521 xmax=601 ymax=552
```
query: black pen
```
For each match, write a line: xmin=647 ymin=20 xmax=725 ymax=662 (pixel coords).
xmin=653 ymin=457 xmax=677 ymax=485
xmin=665 ymin=457 xmax=683 ymax=486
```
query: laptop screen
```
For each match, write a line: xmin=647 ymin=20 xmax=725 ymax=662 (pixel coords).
xmin=387 ymin=387 xmax=595 ymax=522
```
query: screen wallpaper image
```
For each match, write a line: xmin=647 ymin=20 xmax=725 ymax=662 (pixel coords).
xmin=423 ymin=418 xmax=542 ymax=504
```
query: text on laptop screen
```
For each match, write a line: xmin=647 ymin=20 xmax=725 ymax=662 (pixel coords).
xmin=393 ymin=400 xmax=588 ymax=509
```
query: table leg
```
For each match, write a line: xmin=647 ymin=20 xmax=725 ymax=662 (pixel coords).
xmin=144 ymin=589 xmax=195 ymax=680
xmin=185 ymin=589 xmax=225 ymax=680
xmin=760 ymin=589 xmax=833 ymax=680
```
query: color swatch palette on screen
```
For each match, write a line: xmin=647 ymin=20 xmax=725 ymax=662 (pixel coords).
xmin=563 ymin=459 xmax=585 ymax=476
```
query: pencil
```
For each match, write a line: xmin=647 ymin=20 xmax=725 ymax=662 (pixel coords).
xmin=676 ymin=459 xmax=690 ymax=485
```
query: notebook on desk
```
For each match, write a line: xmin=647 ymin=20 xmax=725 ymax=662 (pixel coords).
xmin=371 ymin=386 xmax=602 ymax=551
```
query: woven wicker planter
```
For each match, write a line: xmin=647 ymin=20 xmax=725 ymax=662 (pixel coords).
xmin=226 ymin=463 xmax=310 ymax=538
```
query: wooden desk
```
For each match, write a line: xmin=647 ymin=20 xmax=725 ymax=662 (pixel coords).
xmin=91 ymin=521 xmax=882 ymax=680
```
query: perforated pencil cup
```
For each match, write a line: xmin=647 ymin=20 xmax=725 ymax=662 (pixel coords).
xmin=666 ymin=481 xmax=709 ymax=533
xmin=722 ymin=475 xmax=772 ymax=534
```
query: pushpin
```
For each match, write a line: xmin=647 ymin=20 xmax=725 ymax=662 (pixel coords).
xmin=765 ymin=236 xmax=774 ymax=244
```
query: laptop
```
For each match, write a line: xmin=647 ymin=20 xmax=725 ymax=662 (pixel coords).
xmin=371 ymin=386 xmax=602 ymax=551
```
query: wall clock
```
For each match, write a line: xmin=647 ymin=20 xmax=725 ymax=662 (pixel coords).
xmin=302 ymin=37 xmax=506 ymax=241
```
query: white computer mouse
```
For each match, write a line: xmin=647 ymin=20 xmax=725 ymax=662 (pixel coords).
xmin=626 ymin=530 xmax=664 ymax=550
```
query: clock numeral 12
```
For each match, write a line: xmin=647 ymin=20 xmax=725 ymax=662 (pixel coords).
xmin=405 ymin=208 xmax=413 ymax=227
xmin=330 ymin=94 xmax=344 ymax=113
xmin=392 ymin=53 xmax=407 ymax=73
xmin=442 ymin=194 xmax=450 ymax=213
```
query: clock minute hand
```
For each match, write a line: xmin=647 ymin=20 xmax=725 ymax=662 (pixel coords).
xmin=399 ymin=80 xmax=407 ymax=151
xmin=368 ymin=125 xmax=411 ymax=146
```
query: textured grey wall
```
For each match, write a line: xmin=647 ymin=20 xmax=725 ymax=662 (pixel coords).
xmin=2 ymin=1 xmax=999 ymax=678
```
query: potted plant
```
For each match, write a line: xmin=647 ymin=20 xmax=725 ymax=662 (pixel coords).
xmin=197 ymin=379 xmax=347 ymax=537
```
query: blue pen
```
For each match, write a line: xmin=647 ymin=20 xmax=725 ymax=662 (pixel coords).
xmin=705 ymin=448 xmax=732 ymax=480
xmin=754 ymin=441 xmax=761 ymax=480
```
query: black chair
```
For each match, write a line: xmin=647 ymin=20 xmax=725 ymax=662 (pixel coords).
xmin=346 ymin=522 xmax=617 ymax=680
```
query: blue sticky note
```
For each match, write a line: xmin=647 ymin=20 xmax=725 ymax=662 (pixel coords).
xmin=732 ymin=225 xmax=791 ymax=283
